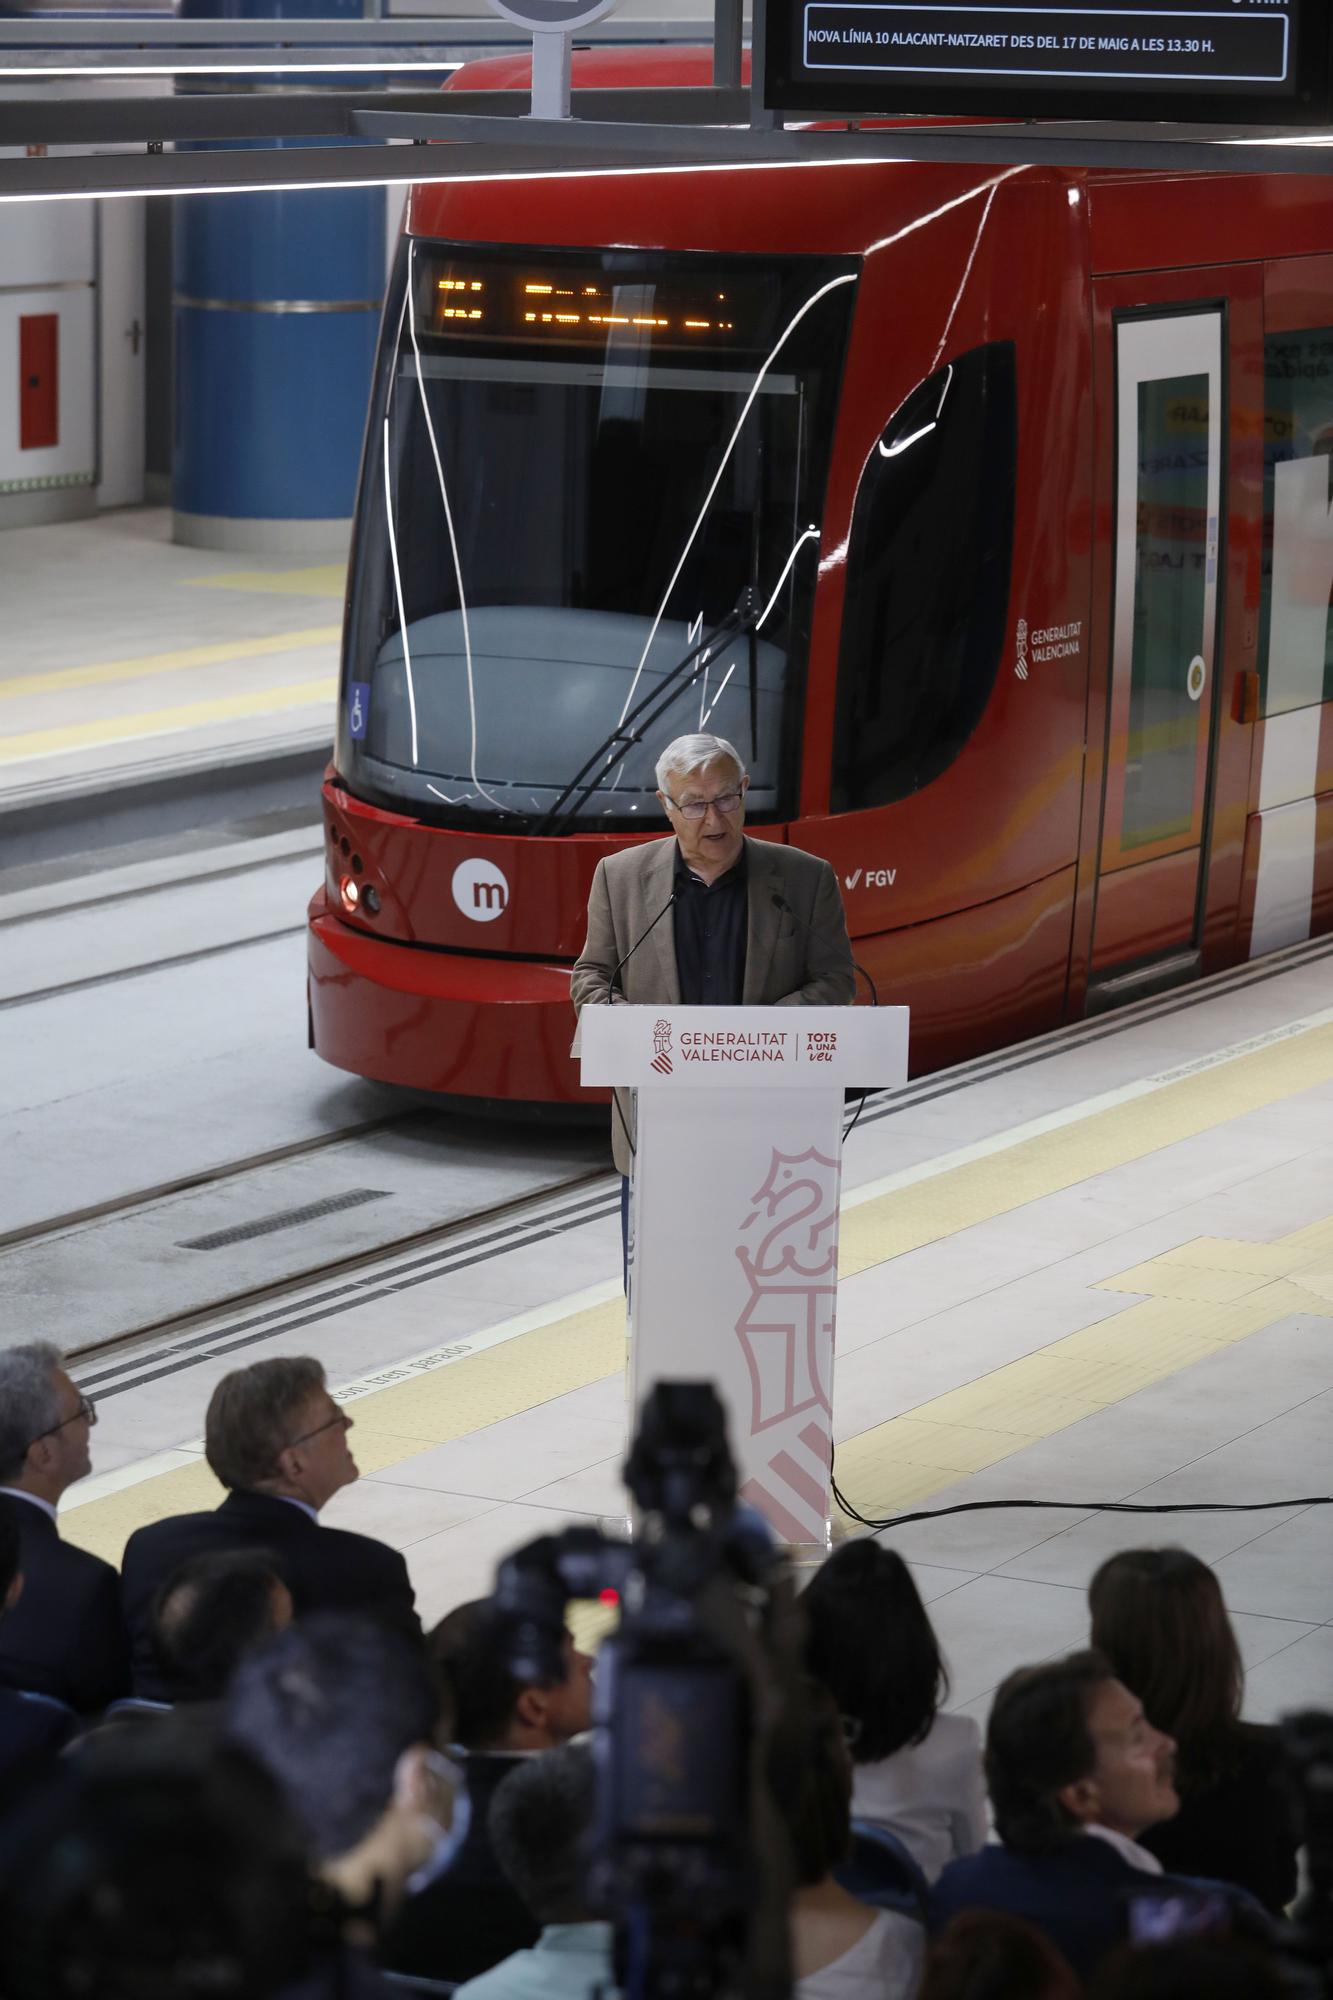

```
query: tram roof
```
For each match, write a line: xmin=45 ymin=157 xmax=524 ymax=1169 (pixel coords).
xmin=405 ymin=44 xmax=1333 ymax=273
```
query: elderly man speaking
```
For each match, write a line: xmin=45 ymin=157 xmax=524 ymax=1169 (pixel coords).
xmin=571 ymin=733 xmax=855 ymax=1213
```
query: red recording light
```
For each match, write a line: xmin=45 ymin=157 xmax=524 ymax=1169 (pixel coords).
xmin=598 ymin=1588 xmax=620 ymax=1606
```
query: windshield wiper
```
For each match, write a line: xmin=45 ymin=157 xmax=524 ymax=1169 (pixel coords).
xmin=533 ymin=588 xmax=763 ymax=837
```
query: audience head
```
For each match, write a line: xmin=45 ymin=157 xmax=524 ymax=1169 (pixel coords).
xmin=205 ymin=1356 xmax=357 ymax=1511
xmin=0 ymin=1502 xmax=21 ymax=1614
xmin=489 ymin=1741 xmax=597 ymax=1925
xmin=920 ymin=1911 xmax=1082 ymax=2000
xmin=986 ymin=1650 xmax=1177 ymax=1853
xmin=1088 ymin=1549 xmax=1243 ymax=1783
xmin=430 ymin=1596 xmax=593 ymax=1751
xmin=0 ymin=1344 xmax=96 ymax=1505
xmin=225 ymin=1611 xmax=452 ymax=1914
xmin=802 ymin=1538 xmax=948 ymax=1762
xmin=0 ymin=1718 xmax=320 ymax=2000
xmin=764 ymin=1679 xmax=854 ymax=1887
xmin=1087 ymin=1939 xmax=1292 ymax=1999
xmin=151 ymin=1549 xmax=294 ymax=1702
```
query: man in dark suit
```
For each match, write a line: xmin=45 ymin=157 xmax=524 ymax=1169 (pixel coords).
xmin=0 ymin=1341 xmax=129 ymax=1714
xmin=570 ymin=730 xmax=856 ymax=1187
xmin=383 ymin=1597 xmax=594 ymax=1986
xmin=930 ymin=1651 xmax=1261 ymax=1980
xmin=0 ymin=1502 xmax=77 ymax=1780
xmin=121 ymin=1356 xmax=418 ymax=1698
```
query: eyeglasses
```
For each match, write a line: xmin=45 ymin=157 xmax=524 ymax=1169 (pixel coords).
xmin=31 ymin=1394 xmax=96 ymax=1448
xmin=664 ymin=788 xmax=745 ymax=821
xmin=286 ymin=1409 xmax=353 ymax=1450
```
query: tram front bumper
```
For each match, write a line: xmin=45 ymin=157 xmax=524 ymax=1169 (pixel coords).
xmin=307 ymin=891 xmax=592 ymax=1105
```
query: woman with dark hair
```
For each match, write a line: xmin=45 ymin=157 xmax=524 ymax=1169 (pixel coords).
xmin=1088 ymin=1547 xmax=1299 ymax=1914
xmin=803 ymin=1541 xmax=987 ymax=1882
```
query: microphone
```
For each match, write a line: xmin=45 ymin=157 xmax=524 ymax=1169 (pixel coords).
xmin=608 ymin=892 xmax=677 ymax=1001
xmin=604 ymin=890 xmax=677 ymax=1174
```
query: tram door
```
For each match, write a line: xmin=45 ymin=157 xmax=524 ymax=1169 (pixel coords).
xmin=1087 ymin=301 xmax=1226 ymax=1001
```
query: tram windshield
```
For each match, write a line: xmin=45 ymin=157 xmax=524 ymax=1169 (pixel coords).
xmin=340 ymin=242 xmax=857 ymax=830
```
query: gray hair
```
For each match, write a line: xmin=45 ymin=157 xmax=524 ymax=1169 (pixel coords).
xmin=654 ymin=733 xmax=747 ymax=795
xmin=205 ymin=1356 xmax=328 ymax=1492
xmin=0 ymin=1342 xmax=64 ymax=1483
xmin=489 ymin=1742 xmax=596 ymax=1924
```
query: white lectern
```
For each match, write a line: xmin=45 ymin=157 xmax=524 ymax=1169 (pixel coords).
xmin=579 ymin=1005 xmax=909 ymax=1553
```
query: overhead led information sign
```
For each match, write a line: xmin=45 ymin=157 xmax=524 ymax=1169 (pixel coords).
xmin=764 ymin=0 xmax=1331 ymax=123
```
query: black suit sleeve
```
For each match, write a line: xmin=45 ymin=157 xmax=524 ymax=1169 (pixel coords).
xmin=65 ymin=1557 xmax=132 ymax=1712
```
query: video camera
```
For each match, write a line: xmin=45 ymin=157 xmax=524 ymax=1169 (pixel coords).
xmin=491 ymin=1381 xmax=807 ymax=2000
xmin=1276 ymin=1711 xmax=1333 ymax=1999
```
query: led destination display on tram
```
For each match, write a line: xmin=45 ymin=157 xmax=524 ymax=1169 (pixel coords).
xmin=421 ymin=261 xmax=743 ymax=348
xmin=764 ymin=0 xmax=1329 ymax=121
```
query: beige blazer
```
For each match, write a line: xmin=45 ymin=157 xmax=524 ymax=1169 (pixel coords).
xmin=570 ymin=834 xmax=857 ymax=1173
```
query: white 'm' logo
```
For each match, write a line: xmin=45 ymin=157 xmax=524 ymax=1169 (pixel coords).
xmin=451 ymin=858 xmax=510 ymax=923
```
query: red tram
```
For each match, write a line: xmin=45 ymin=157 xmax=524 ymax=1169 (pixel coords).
xmin=308 ymin=49 xmax=1333 ymax=1106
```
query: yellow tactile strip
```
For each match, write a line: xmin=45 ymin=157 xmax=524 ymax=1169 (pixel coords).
xmin=188 ymin=567 xmax=346 ymax=599
xmin=0 ymin=628 xmax=340 ymax=702
xmin=833 ymin=1213 xmax=1333 ymax=1521
xmin=64 ymin=1299 xmax=627 ymax=1568
xmin=60 ymin=1023 xmax=1333 ymax=1571
xmin=0 ymin=681 xmax=337 ymax=763
xmin=838 ymin=1021 xmax=1333 ymax=1275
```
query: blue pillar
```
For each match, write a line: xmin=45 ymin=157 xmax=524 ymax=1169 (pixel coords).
xmin=172 ymin=0 xmax=385 ymax=553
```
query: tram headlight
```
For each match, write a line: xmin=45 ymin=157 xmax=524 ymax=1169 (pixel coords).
xmin=339 ymin=876 xmax=360 ymax=914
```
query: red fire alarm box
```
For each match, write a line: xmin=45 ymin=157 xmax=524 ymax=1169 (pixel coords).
xmin=19 ymin=313 xmax=59 ymax=451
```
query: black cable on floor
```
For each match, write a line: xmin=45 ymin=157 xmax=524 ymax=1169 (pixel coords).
xmin=829 ymin=1461 xmax=1333 ymax=1536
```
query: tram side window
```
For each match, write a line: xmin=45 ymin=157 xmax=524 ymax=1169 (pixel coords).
xmin=831 ymin=342 xmax=1017 ymax=812
xmin=1260 ymin=325 xmax=1333 ymax=717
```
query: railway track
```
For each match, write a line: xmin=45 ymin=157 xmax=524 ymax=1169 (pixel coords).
xmin=68 ymin=1169 xmax=621 ymax=1399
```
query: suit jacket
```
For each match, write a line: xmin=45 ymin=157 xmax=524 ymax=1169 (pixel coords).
xmin=0 ymin=1685 xmax=77 ymax=1786
xmin=929 ymin=1836 xmax=1261 ymax=1981
xmin=382 ymin=1750 xmax=542 ymax=1985
xmin=570 ymin=834 xmax=856 ymax=1173
xmin=120 ymin=1488 xmax=420 ymax=1699
xmin=0 ymin=1494 xmax=130 ymax=1714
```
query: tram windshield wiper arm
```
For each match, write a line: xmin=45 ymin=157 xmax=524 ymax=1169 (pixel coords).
xmin=533 ymin=588 xmax=764 ymax=837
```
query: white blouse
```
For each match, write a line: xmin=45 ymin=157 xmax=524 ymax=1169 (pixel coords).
xmin=794 ymin=1910 xmax=924 ymax=2000
xmin=849 ymin=1710 xmax=989 ymax=1884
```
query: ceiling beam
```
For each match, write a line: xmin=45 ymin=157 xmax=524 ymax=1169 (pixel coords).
xmin=0 ymin=85 xmax=750 ymax=149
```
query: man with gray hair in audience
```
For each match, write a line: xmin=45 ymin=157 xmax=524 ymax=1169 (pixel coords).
xmin=121 ymin=1354 xmax=419 ymax=1697
xmin=453 ymin=1743 xmax=612 ymax=2000
xmin=571 ymin=731 xmax=856 ymax=1264
xmin=0 ymin=1341 xmax=128 ymax=1713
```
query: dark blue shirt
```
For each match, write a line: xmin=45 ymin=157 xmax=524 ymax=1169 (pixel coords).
xmin=672 ymin=844 xmax=747 ymax=1005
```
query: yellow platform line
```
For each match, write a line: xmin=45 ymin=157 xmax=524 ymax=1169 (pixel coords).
xmin=58 ymin=1020 xmax=1333 ymax=1570
xmin=188 ymin=566 xmax=347 ymax=599
xmin=0 ymin=679 xmax=337 ymax=762
xmin=838 ymin=1020 xmax=1333 ymax=1277
xmin=63 ymin=1299 xmax=627 ymax=1567
xmin=0 ymin=628 xmax=341 ymax=703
